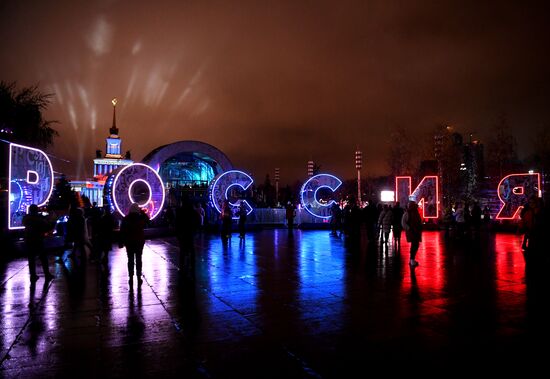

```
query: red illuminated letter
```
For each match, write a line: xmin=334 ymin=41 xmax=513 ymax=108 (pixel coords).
xmin=395 ymin=176 xmax=439 ymax=219
xmin=496 ymin=173 xmax=541 ymax=220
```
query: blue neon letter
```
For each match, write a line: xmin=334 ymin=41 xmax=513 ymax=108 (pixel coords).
xmin=209 ymin=170 xmax=254 ymax=220
xmin=300 ymin=174 xmax=342 ymax=219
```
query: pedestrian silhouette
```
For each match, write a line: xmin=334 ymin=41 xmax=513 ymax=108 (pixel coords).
xmin=23 ymin=204 xmax=54 ymax=282
xmin=402 ymin=200 xmax=422 ymax=268
xmin=119 ymin=203 xmax=149 ymax=287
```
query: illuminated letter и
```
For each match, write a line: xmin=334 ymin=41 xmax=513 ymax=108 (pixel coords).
xmin=8 ymin=143 xmax=54 ymax=229
xmin=300 ymin=174 xmax=342 ymax=219
xmin=395 ymin=176 xmax=439 ymax=219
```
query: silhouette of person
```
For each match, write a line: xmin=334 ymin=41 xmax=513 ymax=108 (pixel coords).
xmin=98 ymin=206 xmax=116 ymax=265
xmin=66 ymin=206 xmax=88 ymax=260
xmin=285 ymin=202 xmax=296 ymax=230
xmin=482 ymin=205 xmax=491 ymax=226
xmin=238 ymin=202 xmax=247 ymax=239
xmin=119 ymin=203 xmax=149 ymax=286
xmin=330 ymin=202 xmax=342 ymax=236
xmin=23 ymin=204 xmax=54 ymax=282
xmin=220 ymin=201 xmax=233 ymax=244
xmin=402 ymin=200 xmax=422 ymax=267
xmin=196 ymin=203 xmax=205 ymax=233
xmin=176 ymin=196 xmax=200 ymax=278
xmin=378 ymin=204 xmax=393 ymax=244
xmin=392 ymin=202 xmax=404 ymax=248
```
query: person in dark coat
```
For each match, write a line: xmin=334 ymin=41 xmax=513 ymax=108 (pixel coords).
xmin=378 ymin=204 xmax=393 ymax=244
xmin=176 ymin=196 xmax=200 ymax=278
xmin=220 ymin=201 xmax=233 ymax=244
xmin=401 ymin=200 xmax=423 ymax=267
xmin=285 ymin=202 xmax=296 ymax=230
xmin=392 ymin=202 xmax=404 ymax=248
xmin=119 ymin=203 xmax=149 ymax=286
xmin=238 ymin=202 xmax=247 ymax=239
xmin=66 ymin=206 xmax=88 ymax=259
xmin=98 ymin=206 xmax=116 ymax=265
xmin=88 ymin=205 xmax=103 ymax=263
xmin=23 ymin=204 xmax=54 ymax=282
xmin=330 ymin=202 xmax=342 ymax=237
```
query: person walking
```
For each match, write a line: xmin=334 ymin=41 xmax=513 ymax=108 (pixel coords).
xmin=378 ymin=204 xmax=393 ymax=245
xmin=119 ymin=203 xmax=149 ymax=286
xmin=402 ymin=200 xmax=423 ymax=267
xmin=23 ymin=204 xmax=54 ymax=282
xmin=392 ymin=202 xmax=404 ymax=248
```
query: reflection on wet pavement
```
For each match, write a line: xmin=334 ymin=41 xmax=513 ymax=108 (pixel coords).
xmin=1 ymin=230 xmax=549 ymax=377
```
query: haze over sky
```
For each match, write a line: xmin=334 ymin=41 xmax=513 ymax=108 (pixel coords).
xmin=1 ymin=0 xmax=549 ymax=183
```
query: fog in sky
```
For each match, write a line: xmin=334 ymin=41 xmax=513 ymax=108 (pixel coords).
xmin=1 ymin=0 xmax=549 ymax=183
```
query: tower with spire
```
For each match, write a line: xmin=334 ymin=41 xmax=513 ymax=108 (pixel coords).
xmin=93 ymin=98 xmax=133 ymax=183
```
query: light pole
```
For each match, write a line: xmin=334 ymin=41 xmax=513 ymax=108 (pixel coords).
xmin=275 ymin=167 xmax=280 ymax=206
xmin=355 ymin=149 xmax=362 ymax=205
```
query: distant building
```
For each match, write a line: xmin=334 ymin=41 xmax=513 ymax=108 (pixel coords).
xmin=434 ymin=126 xmax=485 ymax=204
xmin=71 ymin=99 xmax=133 ymax=206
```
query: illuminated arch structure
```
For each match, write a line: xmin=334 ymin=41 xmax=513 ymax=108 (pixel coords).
xmin=142 ymin=140 xmax=234 ymax=206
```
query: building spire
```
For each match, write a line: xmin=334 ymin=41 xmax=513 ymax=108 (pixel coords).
xmin=109 ymin=98 xmax=119 ymax=136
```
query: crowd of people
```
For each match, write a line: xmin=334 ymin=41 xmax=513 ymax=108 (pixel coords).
xmin=330 ymin=199 xmax=423 ymax=267
xmin=21 ymin=193 xmax=548 ymax=285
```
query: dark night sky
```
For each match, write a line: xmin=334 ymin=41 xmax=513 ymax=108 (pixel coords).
xmin=1 ymin=0 xmax=549 ymax=183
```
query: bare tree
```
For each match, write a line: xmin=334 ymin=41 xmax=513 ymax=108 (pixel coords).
xmin=0 ymin=81 xmax=58 ymax=148
xmin=486 ymin=114 xmax=518 ymax=178
xmin=386 ymin=126 xmax=414 ymax=175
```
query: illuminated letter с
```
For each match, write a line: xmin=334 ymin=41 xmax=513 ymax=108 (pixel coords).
xmin=209 ymin=170 xmax=254 ymax=220
xmin=300 ymin=174 xmax=342 ymax=219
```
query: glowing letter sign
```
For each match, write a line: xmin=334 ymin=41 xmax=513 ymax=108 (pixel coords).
xmin=110 ymin=163 xmax=165 ymax=219
xmin=8 ymin=143 xmax=54 ymax=229
xmin=395 ymin=176 xmax=439 ymax=219
xmin=209 ymin=170 xmax=254 ymax=219
xmin=496 ymin=172 xmax=541 ymax=220
xmin=300 ymin=174 xmax=342 ymax=219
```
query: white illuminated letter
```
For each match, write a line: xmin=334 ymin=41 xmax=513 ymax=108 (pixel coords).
xmin=110 ymin=163 xmax=165 ymax=219
xmin=8 ymin=143 xmax=54 ymax=229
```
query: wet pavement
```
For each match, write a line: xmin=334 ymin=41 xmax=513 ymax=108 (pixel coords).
xmin=1 ymin=230 xmax=549 ymax=378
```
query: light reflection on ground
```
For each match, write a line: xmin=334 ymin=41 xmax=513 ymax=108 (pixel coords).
xmin=1 ymin=230 xmax=546 ymax=377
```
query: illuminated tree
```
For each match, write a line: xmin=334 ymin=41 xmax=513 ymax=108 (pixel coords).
xmin=0 ymin=81 xmax=58 ymax=148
